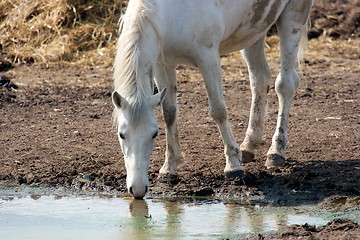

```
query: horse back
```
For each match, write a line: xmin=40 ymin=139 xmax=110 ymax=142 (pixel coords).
xmin=152 ymin=0 xmax=289 ymax=56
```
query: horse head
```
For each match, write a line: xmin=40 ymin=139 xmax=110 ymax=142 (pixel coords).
xmin=112 ymin=88 xmax=166 ymax=199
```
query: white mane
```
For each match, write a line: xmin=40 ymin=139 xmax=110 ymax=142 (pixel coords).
xmin=112 ymin=0 xmax=156 ymax=124
xmin=114 ymin=0 xmax=154 ymax=97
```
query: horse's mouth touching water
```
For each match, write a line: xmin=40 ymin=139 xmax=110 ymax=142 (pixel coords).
xmin=112 ymin=0 xmax=313 ymax=199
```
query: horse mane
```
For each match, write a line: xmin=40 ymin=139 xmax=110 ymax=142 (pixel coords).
xmin=112 ymin=0 xmax=157 ymax=126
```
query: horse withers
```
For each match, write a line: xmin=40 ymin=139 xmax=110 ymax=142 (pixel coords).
xmin=112 ymin=0 xmax=313 ymax=199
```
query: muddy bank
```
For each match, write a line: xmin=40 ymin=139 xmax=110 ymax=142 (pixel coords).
xmin=251 ymin=219 xmax=360 ymax=240
xmin=1 ymin=37 xmax=359 ymax=206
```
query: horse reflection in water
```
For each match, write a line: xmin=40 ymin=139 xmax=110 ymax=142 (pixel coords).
xmin=112 ymin=0 xmax=313 ymax=198
xmin=126 ymin=199 xmax=183 ymax=240
xmin=124 ymin=199 xmax=289 ymax=239
xmin=129 ymin=200 xmax=150 ymax=218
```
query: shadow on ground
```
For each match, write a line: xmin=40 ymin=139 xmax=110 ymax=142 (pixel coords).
xmin=249 ymin=159 xmax=360 ymax=205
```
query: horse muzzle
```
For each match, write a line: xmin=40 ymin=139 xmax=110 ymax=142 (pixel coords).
xmin=129 ymin=185 xmax=148 ymax=199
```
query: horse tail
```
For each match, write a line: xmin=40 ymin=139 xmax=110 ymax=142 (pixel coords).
xmin=297 ymin=16 xmax=311 ymax=69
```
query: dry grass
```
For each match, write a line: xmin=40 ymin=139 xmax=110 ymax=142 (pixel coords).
xmin=0 ymin=0 xmax=127 ymax=66
xmin=0 ymin=0 xmax=358 ymax=66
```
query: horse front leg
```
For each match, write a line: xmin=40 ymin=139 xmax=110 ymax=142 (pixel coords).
xmin=240 ymin=37 xmax=271 ymax=163
xmin=155 ymin=64 xmax=184 ymax=176
xmin=197 ymin=51 xmax=244 ymax=179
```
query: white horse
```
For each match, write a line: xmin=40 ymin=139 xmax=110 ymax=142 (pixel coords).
xmin=112 ymin=0 xmax=313 ymax=199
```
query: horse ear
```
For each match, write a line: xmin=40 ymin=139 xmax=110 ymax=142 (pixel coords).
xmin=150 ymin=88 xmax=167 ymax=108
xmin=112 ymin=91 xmax=127 ymax=109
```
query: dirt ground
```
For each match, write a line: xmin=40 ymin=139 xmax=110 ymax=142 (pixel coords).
xmin=1 ymin=1 xmax=359 ymax=239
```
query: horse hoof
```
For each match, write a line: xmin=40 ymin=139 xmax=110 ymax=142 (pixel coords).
xmin=225 ymin=169 xmax=244 ymax=179
xmin=241 ymin=151 xmax=255 ymax=163
xmin=157 ymin=173 xmax=180 ymax=184
xmin=265 ymin=154 xmax=285 ymax=168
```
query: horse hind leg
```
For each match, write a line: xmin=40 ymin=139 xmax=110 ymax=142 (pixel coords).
xmin=155 ymin=64 xmax=184 ymax=176
xmin=266 ymin=1 xmax=311 ymax=168
xmin=240 ymin=36 xmax=271 ymax=163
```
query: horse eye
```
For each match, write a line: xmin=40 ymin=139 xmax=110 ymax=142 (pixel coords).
xmin=152 ymin=131 xmax=158 ymax=139
xmin=119 ymin=133 xmax=125 ymax=140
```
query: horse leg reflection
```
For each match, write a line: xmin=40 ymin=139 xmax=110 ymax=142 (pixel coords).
xmin=164 ymin=200 xmax=184 ymax=238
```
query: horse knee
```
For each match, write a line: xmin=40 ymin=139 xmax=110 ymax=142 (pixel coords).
xmin=210 ymin=105 xmax=228 ymax=123
xmin=275 ymin=69 xmax=300 ymax=98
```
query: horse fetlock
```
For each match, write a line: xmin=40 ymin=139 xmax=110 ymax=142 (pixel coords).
xmin=269 ymin=130 xmax=288 ymax=155
xmin=225 ymin=145 xmax=240 ymax=157
xmin=159 ymin=161 xmax=178 ymax=176
xmin=240 ymin=137 xmax=260 ymax=163
xmin=224 ymin=152 xmax=243 ymax=179
xmin=165 ymin=151 xmax=185 ymax=167
xmin=224 ymin=153 xmax=243 ymax=172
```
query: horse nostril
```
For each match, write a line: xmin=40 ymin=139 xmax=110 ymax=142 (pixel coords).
xmin=129 ymin=186 xmax=147 ymax=198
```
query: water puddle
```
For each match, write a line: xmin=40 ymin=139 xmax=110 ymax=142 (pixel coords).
xmin=0 ymin=189 xmax=359 ymax=239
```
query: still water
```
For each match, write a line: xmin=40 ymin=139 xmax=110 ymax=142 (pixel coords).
xmin=0 ymin=192 xmax=359 ymax=240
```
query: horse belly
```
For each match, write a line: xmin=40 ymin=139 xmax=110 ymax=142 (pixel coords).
xmin=219 ymin=27 xmax=268 ymax=55
xmin=219 ymin=0 xmax=288 ymax=54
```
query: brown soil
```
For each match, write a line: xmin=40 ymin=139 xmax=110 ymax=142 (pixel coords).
xmin=0 ymin=2 xmax=359 ymax=239
xmin=251 ymin=219 xmax=360 ymax=240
